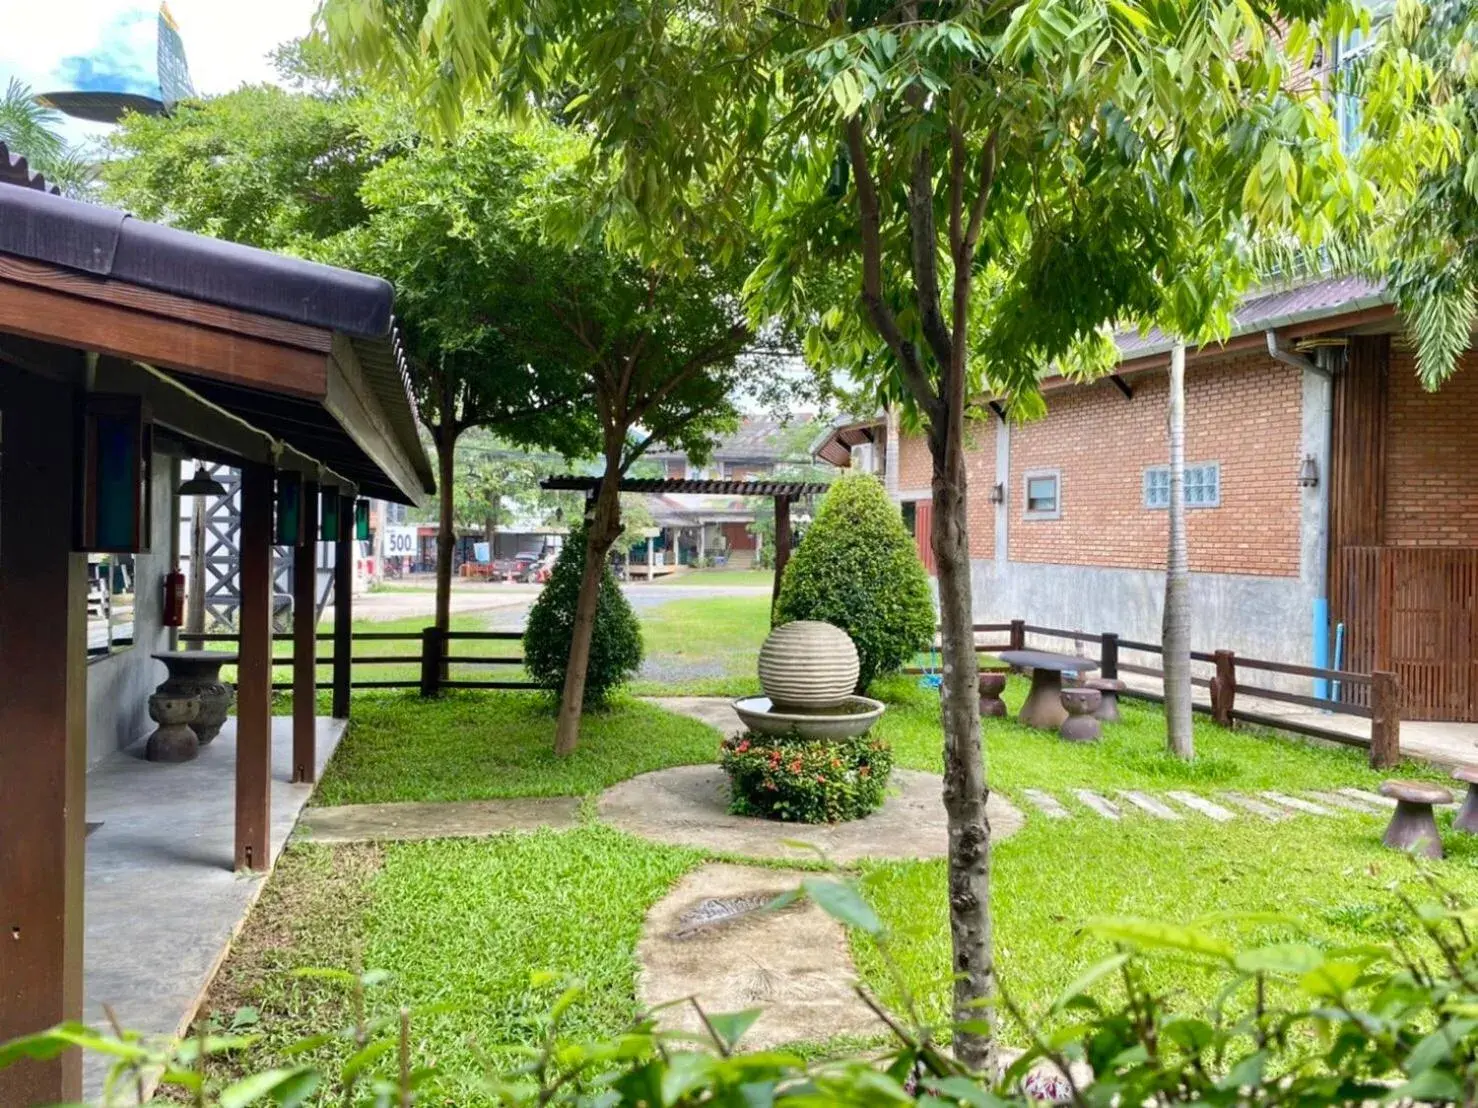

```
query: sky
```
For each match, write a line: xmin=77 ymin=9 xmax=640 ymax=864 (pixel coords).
xmin=0 ymin=0 xmax=318 ymax=145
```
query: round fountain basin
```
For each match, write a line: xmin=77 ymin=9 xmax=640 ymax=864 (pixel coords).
xmin=731 ymin=695 xmax=885 ymax=740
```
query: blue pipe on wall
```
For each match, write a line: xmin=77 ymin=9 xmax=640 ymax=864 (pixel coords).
xmin=1312 ymin=596 xmax=1330 ymax=701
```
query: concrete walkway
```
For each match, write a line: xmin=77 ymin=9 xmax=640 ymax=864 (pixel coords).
xmin=83 ymin=716 xmax=344 ymax=1100
xmin=299 ymin=796 xmax=580 ymax=843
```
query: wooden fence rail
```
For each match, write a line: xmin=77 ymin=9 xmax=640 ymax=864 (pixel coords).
xmin=915 ymin=617 xmax=1402 ymax=769
xmin=178 ymin=627 xmax=539 ymax=695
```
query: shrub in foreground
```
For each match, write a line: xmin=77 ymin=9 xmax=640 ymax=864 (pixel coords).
xmin=12 ymin=889 xmax=1478 ymax=1105
xmin=721 ymin=732 xmax=892 ymax=822
xmin=775 ymin=474 xmax=935 ymax=691
xmin=523 ymin=527 xmax=642 ymax=706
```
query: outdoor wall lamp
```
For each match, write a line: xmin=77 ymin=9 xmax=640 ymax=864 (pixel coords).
xmin=178 ymin=462 xmax=226 ymax=498
xmin=989 ymin=483 xmax=1005 ymax=504
xmin=1299 ymin=455 xmax=1320 ymax=489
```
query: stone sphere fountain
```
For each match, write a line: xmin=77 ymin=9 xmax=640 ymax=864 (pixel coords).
xmin=732 ymin=620 xmax=885 ymax=739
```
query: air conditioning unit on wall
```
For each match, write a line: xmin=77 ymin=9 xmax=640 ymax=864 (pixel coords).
xmin=850 ymin=443 xmax=877 ymax=473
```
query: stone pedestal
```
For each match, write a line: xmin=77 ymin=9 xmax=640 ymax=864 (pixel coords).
xmin=152 ymin=651 xmax=237 ymax=744
xmin=146 ymin=693 xmax=201 ymax=763
xmin=1059 ymin=688 xmax=1102 ymax=743
xmin=978 ymin=672 xmax=1007 ymax=719
xmin=1087 ymin=678 xmax=1125 ymax=723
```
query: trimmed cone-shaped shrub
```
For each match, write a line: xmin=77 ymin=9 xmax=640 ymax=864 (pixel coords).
xmin=523 ymin=527 xmax=643 ymax=707
xmin=775 ymin=474 xmax=936 ymax=691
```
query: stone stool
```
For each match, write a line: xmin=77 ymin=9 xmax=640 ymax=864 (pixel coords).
xmin=1059 ymin=688 xmax=1102 ymax=743
xmin=146 ymin=693 xmax=201 ymax=763
xmin=979 ymin=671 xmax=1008 ymax=719
xmin=1453 ymin=767 xmax=1478 ymax=833
xmin=1379 ymin=779 xmax=1454 ymax=859
xmin=1086 ymin=678 xmax=1125 ymax=723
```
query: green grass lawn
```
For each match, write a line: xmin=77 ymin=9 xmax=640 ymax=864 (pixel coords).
xmin=629 ymin=594 xmax=769 ymax=696
xmin=313 ymin=692 xmax=721 ymax=805
xmin=645 ymin=567 xmax=775 ymax=587
xmin=200 ymin=618 xmax=1478 ymax=1100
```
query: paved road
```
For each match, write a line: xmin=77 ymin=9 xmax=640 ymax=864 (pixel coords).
xmin=325 ymin=581 xmax=770 ymax=626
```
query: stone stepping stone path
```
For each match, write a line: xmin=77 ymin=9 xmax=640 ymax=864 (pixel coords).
xmin=598 ymin=766 xmax=1024 ymax=862
xmin=636 ymin=863 xmax=879 ymax=1051
xmin=1004 ymin=787 xmax=1398 ymax=825
xmin=297 ymin=797 xmax=580 ymax=843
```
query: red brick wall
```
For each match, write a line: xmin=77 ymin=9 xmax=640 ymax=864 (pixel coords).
xmin=1385 ymin=349 xmax=1478 ymax=545
xmin=1007 ymin=354 xmax=1304 ymax=576
xmin=896 ymin=421 xmax=995 ymax=560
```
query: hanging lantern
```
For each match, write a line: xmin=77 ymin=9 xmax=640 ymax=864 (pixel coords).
xmin=178 ymin=463 xmax=226 ymax=497
xmin=355 ymin=499 xmax=370 ymax=541
xmin=276 ymin=475 xmax=302 ymax=546
xmin=78 ymin=393 xmax=150 ymax=553
xmin=319 ymin=489 xmax=340 ymax=542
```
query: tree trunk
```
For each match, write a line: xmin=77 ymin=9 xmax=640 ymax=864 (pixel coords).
xmin=929 ymin=406 xmax=992 ymax=1072
xmin=1163 ymin=339 xmax=1194 ymax=758
xmin=553 ymin=463 xmax=623 ymax=756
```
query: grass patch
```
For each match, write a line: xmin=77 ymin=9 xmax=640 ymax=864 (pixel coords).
xmin=314 ymin=692 xmax=721 ymax=805
xmin=629 ymin=594 xmax=770 ymax=697
xmin=193 ymin=828 xmax=702 ymax=1106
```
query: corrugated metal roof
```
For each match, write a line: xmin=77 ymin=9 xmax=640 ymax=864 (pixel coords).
xmin=0 ymin=141 xmax=59 ymax=195
xmin=1116 ymin=275 xmax=1390 ymax=361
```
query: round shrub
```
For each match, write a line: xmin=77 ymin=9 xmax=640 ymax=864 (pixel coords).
xmin=775 ymin=474 xmax=936 ymax=691
xmin=720 ymin=732 xmax=893 ymax=823
xmin=523 ymin=527 xmax=643 ymax=706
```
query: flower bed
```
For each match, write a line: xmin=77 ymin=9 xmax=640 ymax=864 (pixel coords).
xmin=720 ymin=731 xmax=893 ymax=823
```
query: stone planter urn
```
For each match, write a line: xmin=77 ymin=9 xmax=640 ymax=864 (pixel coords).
xmin=146 ymin=693 xmax=201 ymax=763
xmin=757 ymin=620 xmax=859 ymax=710
xmin=153 ymin=651 xmax=237 ymax=744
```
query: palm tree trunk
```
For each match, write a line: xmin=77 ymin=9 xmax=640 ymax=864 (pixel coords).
xmin=1163 ymin=339 xmax=1194 ymax=759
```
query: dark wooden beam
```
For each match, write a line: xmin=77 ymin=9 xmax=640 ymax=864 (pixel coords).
xmin=332 ymin=494 xmax=354 ymax=720
xmin=1109 ymin=374 xmax=1134 ymax=400
xmin=235 ymin=463 xmax=273 ymax=871
xmin=0 ymin=366 xmax=87 ymax=1105
xmin=293 ymin=481 xmax=319 ymax=783
xmin=0 ymin=274 xmax=329 ymax=400
xmin=327 ymin=336 xmax=431 ymax=508
xmin=771 ymin=495 xmax=793 ymax=624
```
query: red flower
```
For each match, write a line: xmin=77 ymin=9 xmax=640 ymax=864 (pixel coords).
xmin=736 ymin=740 xmax=750 ymax=753
xmin=788 ymin=759 xmax=804 ymax=774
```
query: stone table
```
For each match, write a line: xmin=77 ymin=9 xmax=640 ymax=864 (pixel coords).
xmin=1379 ymin=779 xmax=1453 ymax=859
xmin=152 ymin=651 xmax=237 ymax=744
xmin=999 ymin=649 xmax=1099 ymax=730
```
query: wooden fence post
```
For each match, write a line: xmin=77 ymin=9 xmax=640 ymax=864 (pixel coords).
xmin=420 ymin=627 xmax=443 ymax=698
xmin=1009 ymin=619 xmax=1025 ymax=652
xmin=1210 ymin=649 xmax=1237 ymax=727
xmin=1100 ymin=633 xmax=1119 ymax=680
xmin=1370 ymin=670 xmax=1401 ymax=769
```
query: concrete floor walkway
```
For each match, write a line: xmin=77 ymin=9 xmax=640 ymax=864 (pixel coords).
xmin=83 ymin=716 xmax=344 ymax=1099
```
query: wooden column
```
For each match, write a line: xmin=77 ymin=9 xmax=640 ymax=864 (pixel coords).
xmin=0 ymin=368 xmax=88 ymax=1106
xmin=235 ymin=463 xmax=273 ymax=871
xmin=771 ymin=495 xmax=792 ymax=619
xmin=332 ymin=495 xmax=353 ymax=719
xmin=1371 ymin=670 xmax=1402 ymax=769
xmin=292 ymin=481 xmax=318 ymax=784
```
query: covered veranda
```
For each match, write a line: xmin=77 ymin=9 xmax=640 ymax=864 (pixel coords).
xmin=0 ymin=179 xmax=433 ymax=1104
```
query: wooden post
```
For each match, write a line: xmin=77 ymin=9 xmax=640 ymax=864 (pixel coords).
xmin=292 ymin=480 xmax=318 ymax=784
xmin=235 ymin=462 xmax=273 ymax=872
xmin=332 ymin=494 xmax=353 ymax=720
xmin=772 ymin=495 xmax=792 ymax=621
xmin=420 ymin=626 xmax=443 ymax=698
xmin=1371 ymin=670 xmax=1401 ymax=769
xmin=646 ymin=535 xmax=655 ymax=582
xmin=1100 ymin=632 xmax=1119 ymax=680
xmin=0 ymin=369 xmax=87 ymax=1106
xmin=1009 ymin=619 xmax=1026 ymax=652
xmin=1211 ymin=649 xmax=1237 ymax=727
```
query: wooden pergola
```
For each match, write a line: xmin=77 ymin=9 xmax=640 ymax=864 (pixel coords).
xmin=540 ymin=475 xmax=829 ymax=610
xmin=0 ymin=177 xmax=432 ymax=1104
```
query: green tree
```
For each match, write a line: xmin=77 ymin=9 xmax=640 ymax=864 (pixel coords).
xmin=524 ymin=525 xmax=643 ymax=704
xmin=321 ymin=0 xmax=1358 ymax=1065
xmin=0 ymin=79 xmax=93 ymax=195
xmin=775 ymin=475 xmax=934 ymax=691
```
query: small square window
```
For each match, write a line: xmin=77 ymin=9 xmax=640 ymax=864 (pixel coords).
xmin=1023 ymin=471 xmax=1060 ymax=519
xmin=1143 ymin=463 xmax=1220 ymax=509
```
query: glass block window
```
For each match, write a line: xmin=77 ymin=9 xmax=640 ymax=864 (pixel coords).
xmin=1144 ymin=463 xmax=1220 ymax=509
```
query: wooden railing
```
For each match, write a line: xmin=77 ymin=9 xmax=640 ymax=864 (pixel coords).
xmin=914 ymin=618 xmax=1402 ymax=768
xmin=177 ymin=628 xmax=536 ymax=693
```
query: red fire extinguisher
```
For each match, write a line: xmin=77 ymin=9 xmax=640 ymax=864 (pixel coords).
xmin=163 ymin=565 xmax=186 ymax=628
